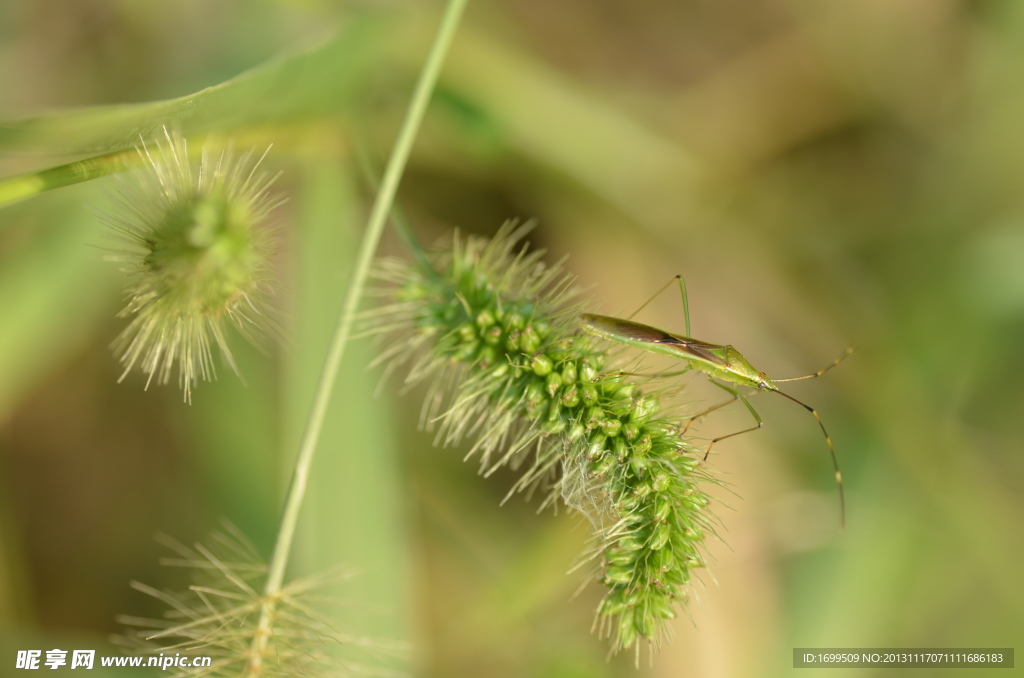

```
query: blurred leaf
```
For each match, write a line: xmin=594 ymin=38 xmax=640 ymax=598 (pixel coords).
xmin=0 ymin=15 xmax=384 ymax=156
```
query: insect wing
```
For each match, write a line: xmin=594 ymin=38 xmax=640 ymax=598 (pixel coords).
xmin=580 ymin=314 xmax=676 ymax=343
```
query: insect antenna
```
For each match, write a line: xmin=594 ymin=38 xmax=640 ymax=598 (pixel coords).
xmin=774 ymin=346 xmax=855 ymax=383
xmin=772 ymin=388 xmax=846 ymax=530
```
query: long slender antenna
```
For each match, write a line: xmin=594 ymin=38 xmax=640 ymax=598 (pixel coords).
xmin=773 ymin=389 xmax=845 ymax=530
xmin=774 ymin=346 xmax=855 ymax=383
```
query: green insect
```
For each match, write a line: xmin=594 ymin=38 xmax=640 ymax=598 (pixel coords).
xmin=580 ymin=275 xmax=853 ymax=528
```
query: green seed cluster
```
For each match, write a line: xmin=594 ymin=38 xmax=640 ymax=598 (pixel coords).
xmin=372 ymin=223 xmax=718 ymax=653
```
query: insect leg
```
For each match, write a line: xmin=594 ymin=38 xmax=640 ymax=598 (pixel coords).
xmin=624 ymin=274 xmax=692 ymax=335
xmin=680 ymin=393 xmax=738 ymax=436
xmin=699 ymin=379 xmax=764 ymax=462
xmin=675 ymin=274 xmax=690 ymax=337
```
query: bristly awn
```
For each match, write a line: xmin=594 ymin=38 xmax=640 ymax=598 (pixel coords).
xmin=580 ymin=275 xmax=853 ymax=528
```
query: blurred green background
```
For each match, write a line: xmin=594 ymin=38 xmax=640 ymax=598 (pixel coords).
xmin=1 ymin=1 xmax=1022 ymax=676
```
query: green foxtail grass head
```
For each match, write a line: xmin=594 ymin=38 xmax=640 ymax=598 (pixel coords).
xmin=103 ymin=127 xmax=284 ymax=402
xmin=369 ymin=222 xmax=721 ymax=655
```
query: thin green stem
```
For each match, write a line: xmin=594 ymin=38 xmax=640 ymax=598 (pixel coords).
xmin=0 ymin=151 xmax=135 ymax=208
xmin=248 ymin=0 xmax=468 ymax=669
